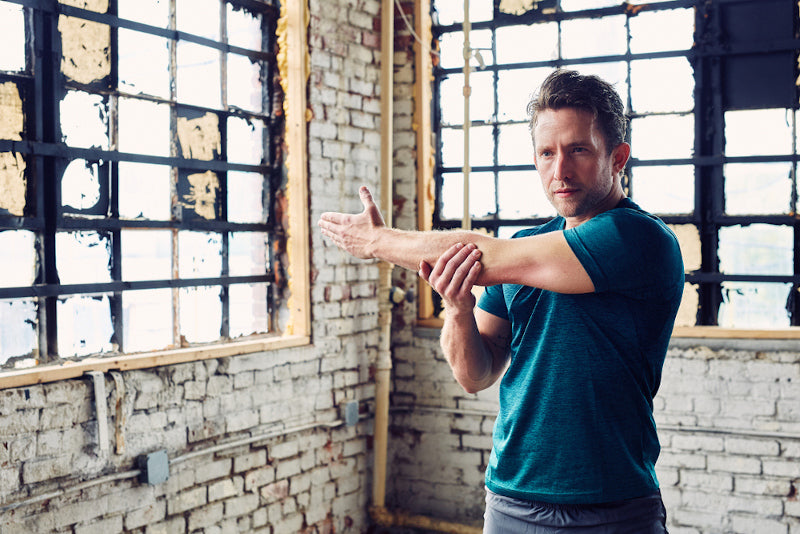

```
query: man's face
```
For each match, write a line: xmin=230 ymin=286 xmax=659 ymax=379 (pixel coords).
xmin=532 ymin=107 xmax=629 ymax=228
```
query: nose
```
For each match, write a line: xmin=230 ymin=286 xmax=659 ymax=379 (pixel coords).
xmin=553 ymin=150 xmax=570 ymax=181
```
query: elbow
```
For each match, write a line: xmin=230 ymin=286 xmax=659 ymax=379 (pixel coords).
xmin=461 ymin=383 xmax=483 ymax=395
xmin=453 ymin=371 xmax=491 ymax=394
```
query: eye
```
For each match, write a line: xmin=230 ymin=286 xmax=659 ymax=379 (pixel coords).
xmin=572 ymin=146 xmax=587 ymax=153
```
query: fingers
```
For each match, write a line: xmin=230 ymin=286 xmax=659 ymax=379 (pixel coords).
xmin=426 ymin=243 xmax=482 ymax=302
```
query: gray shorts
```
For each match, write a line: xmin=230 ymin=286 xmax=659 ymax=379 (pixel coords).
xmin=484 ymin=488 xmax=668 ymax=533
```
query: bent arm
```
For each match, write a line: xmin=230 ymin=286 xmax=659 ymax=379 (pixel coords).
xmin=442 ymin=307 xmax=511 ymax=394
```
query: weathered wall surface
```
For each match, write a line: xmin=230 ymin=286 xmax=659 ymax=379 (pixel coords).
xmin=0 ymin=0 xmax=386 ymax=532
xmin=386 ymin=330 xmax=800 ymax=534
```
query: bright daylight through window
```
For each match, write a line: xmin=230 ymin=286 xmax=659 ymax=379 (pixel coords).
xmin=0 ymin=0 xmax=282 ymax=369
xmin=431 ymin=0 xmax=800 ymax=330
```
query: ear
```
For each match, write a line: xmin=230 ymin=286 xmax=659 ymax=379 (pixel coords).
xmin=611 ymin=142 xmax=631 ymax=177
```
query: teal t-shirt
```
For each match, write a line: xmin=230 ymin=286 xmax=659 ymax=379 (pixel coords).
xmin=477 ymin=198 xmax=684 ymax=504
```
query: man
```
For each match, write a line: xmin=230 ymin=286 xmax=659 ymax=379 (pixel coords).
xmin=319 ymin=69 xmax=683 ymax=533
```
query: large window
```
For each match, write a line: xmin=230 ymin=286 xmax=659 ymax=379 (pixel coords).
xmin=431 ymin=0 xmax=800 ymax=330
xmin=0 ymin=0 xmax=285 ymax=370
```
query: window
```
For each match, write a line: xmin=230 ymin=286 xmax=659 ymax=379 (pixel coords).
xmin=430 ymin=0 xmax=800 ymax=331
xmin=0 ymin=0 xmax=295 ymax=371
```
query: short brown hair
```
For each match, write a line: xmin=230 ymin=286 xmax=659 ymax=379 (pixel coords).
xmin=527 ymin=69 xmax=627 ymax=154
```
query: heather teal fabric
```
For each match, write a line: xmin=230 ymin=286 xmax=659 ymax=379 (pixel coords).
xmin=477 ymin=198 xmax=684 ymax=504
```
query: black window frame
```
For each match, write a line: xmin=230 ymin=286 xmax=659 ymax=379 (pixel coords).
xmin=430 ymin=0 xmax=800 ymax=328
xmin=0 ymin=0 xmax=284 ymax=366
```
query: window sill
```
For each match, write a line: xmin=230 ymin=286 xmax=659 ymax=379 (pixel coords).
xmin=0 ymin=334 xmax=311 ymax=390
xmin=414 ymin=318 xmax=800 ymax=340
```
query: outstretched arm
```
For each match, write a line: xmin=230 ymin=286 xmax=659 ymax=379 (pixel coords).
xmin=318 ymin=186 xmax=595 ymax=294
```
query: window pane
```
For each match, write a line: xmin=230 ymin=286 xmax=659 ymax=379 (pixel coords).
xmin=123 ymin=289 xmax=173 ymax=353
xmin=228 ymin=171 xmax=266 ymax=224
xmin=0 ymin=3 xmax=26 ymax=72
xmin=561 ymin=16 xmax=627 ymax=59
xmin=56 ymin=231 xmax=112 ymax=284
xmin=718 ymin=282 xmax=791 ymax=329
xmin=180 ymin=286 xmax=221 ymax=343
xmin=61 ymin=159 xmax=105 ymax=213
xmin=58 ymin=14 xmax=110 ymax=85
xmin=178 ymin=231 xmax=222 ymax=278
xmin=496 ymin=23 xmax=558 ymax=65
xmin=675 ymin=283 xmax=699 ymax=327
xmin=573 ymin=62 xmax=628 ymax=109
xmin=57 ymin=294 xmax=114 ymax=357
xmin=0 ymin=230 xmax=36 ymax=287
xmin=561 ymin=0 xmax=619 ymax=10
xmin=229 ymin=283 xmax=268 ymax=337
xmin=438 ymin=29 xmax=493 ymax=70
xmin=725 ymin=162 xmax=793 ymax=215
xmin=433 ymin=0 xmax=492 ymax=25
xmin=669 ymin=224 xmax=701 ymax=272
xmin=228 ymin=54 xmax=263 ymax=112
xmin=631 ymin=115 xmax=694 ymax=160
xmin=725 ymin=109 xmax=794 ymax=157
xmin=227 ymin=116 xmax=264 ymax=165
xmin=439 ymin=71 xmax=494 ymax=125
xmin=497 ymin=68 xmax=551 ymax=121
xmin=631 ymin=57 xmax=694 ymax=113
xmin=718 ymin=224 xmax=793 ymax=276
xmin=179 ymin=170 xmax=221 ymax=221
xmin=119 ymin=29 xmax=170 ymax=99
xmin=631 ymin=165 xmax=694 ymax=215
xmin=227 ymin=3 xmax=263 ymax=50
xmin=497 ymin=170 xmax=554 ymax=219
xmin=498 ymin=123 xmax=533 ymax=165
xmin=0 ymin=152 xmax=27 ymax=216
xmin=440 ymin=125 xmax=494 ymax=168
xmin=177 ymin=0 xmax=220 ymax=40
xmin=0 ymin=80 xmax=24 ymax=141
xmin=118 ymin=162 xmax=172 ymax=220
xmin=121 ymin=230 xmax=172 ymax=282
xmin=118 ymin=0 xmax=169 ymax=27
xmin=0 ymin=298 xmax=38 ymax=364
xmin=630 ymin=8 xmax=694 ymax=53
xmin=177 ymin=111 xmax=221 ymax=161
xmin=118 ymin=97 xmax=170 ymax=156
xmin=440 ymin=171 xmax=495 ymax=220
xmin=177 ymin=41 xmax=221 ymax=109
xmin=229 ymin=232 xmax=268 ymax=276
xmin=60 ymin=91 xmax=109 ymax=149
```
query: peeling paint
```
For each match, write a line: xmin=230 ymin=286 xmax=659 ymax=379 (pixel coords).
xmin=59 ymin=0 xmax=109 ymax=12
xmin=182 ymin=171 xmax=219 ymax=220
xmin=669 ymin=223 xmax=701 ymax=272
xmin=177 ymin=113 xmax=221 ymax=161
xmin=0 ymin=82 xmax=23 ymax=141
xmin=499 ymin=0 xmax=538 ymax=15
xmin=0 ymin=152 xmax=27 ymax=216
xmin=676 ymin=283 xmax=699 ymax=328
xmin=58 ymin=0 xmax=111 ymax=85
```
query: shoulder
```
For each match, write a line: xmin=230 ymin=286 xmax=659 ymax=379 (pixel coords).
xmin=576 ymin=199 xmax=678 ymax=245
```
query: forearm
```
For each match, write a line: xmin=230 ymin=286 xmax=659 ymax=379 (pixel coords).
xmin=369 ymin=227 xmax=491 ymax=273
xmin=440 ymin=309 xmax=499 ymax=394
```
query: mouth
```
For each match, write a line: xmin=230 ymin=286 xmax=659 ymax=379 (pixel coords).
xmin=553 ymin=188 xmax=579 ymax=197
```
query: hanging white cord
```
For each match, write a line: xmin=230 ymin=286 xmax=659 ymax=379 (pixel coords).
xmin=462 ymin=0 xmax=471 ymax=230
xmin=393 ymin=0 xmax=440 ymax=57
